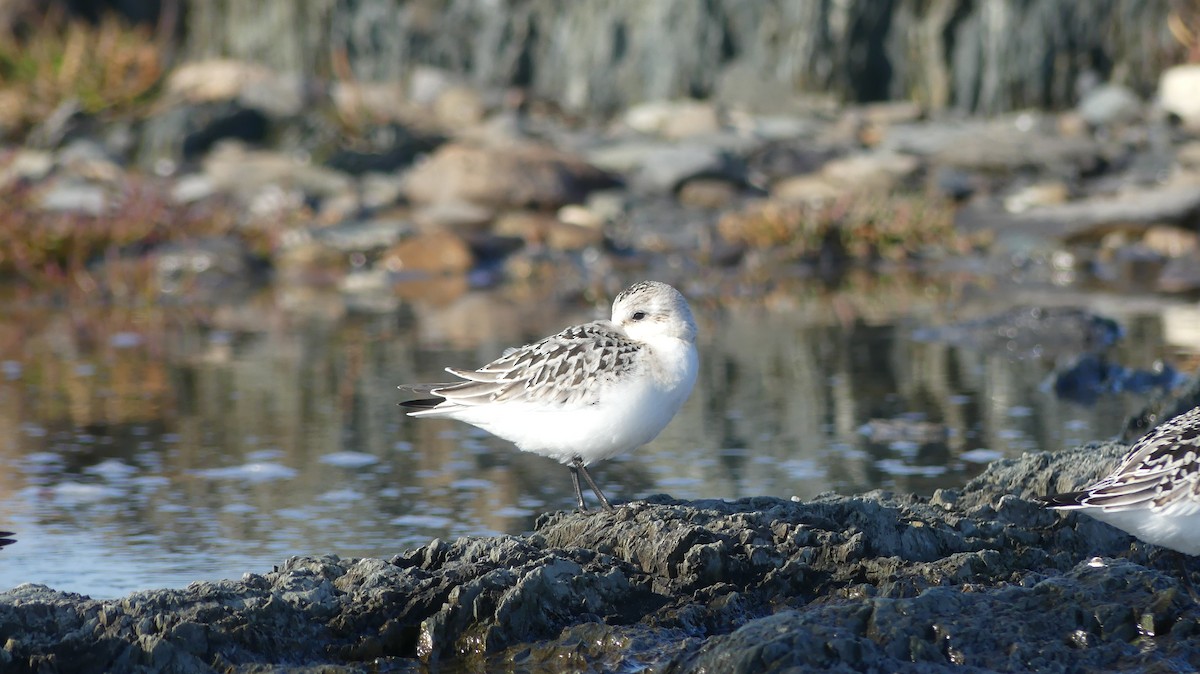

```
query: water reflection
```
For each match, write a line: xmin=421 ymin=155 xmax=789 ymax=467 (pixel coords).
xmin=0 ymin=280 xmax=1191 ymax=597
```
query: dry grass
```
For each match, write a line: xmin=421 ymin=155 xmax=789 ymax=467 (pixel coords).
xmin=717 ymin=193 xmax=962 ymax=263
xmin=0 ymin=178 xmax=245 ymax=296
xmin=0 ymin=11 xmax=165 ymax=134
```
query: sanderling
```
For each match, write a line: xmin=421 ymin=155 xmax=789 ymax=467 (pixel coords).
xmin=1038 ymin=405 xmax=1200 ymax=557
xmin=400 ymin=281 xmax=699 ymax=511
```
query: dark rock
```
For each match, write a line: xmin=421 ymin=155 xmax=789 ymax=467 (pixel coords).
xmin=1120 ymin=372 xmax=1200 ymax=443
xmin=744 ymin=141 xmax=841 ymax=188
xmin=911 ymin=306 xmax=1124 ymax=360
xmin=153 ymin=237 xmax=267 ymax=301
xmin=930 ymin=165 xmax=979 ymax=201
xmin=5 ymin=393 xmax=1200 ymax=671
xmin=1052 ymin=354 xmax=1183 ymax=405
xmin=181 ymin=105 xmax=270 ymax=160
xmin=662 ymin=557 xmax=1189 ymax=674
xmin=323 ymin=124 xmax=445 ymax=176
xmin=138 ymin=102 xmax=271 ymax=169
xmin=1158 ymin=250 xmax=1200 ymax=293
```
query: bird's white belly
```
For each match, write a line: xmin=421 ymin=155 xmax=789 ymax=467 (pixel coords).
xmin=1090 ymin=507 xmax=1200 ymax=556
xmin=452 ymin=375 xmax=686 ymax=464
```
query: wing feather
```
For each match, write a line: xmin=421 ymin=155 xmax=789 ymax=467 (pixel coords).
xmin=416 ymin=321 xmax=643 ymax=410
xmin=1060 ymin=407 xmax=1200 ymax=512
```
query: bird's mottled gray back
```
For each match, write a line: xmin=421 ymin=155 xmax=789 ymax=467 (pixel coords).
xmin=433 ymin=322 xmax=643 ymax=407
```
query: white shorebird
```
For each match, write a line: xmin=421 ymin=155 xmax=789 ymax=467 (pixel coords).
xmin=400 ymin=281 xmax=699 ymax=511
xmin=1039 ymin=405 xmax=1200 ymax=558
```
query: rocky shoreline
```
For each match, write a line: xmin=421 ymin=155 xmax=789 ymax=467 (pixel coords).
xmin=2 ymin=418 xmax=1197 ymax=672
xmin=5 ymin=19 xmax=1200 ymax=304
xmin=5 ymin=7 xmax=1200 ymax=673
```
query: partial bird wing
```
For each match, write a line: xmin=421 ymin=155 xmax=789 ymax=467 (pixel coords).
xmin=0 ymin=531 xmax=14 ymax=549
xmin=397 ymin=383 xmax=455 ymax=410
xmin=1046 ymin=407 xmax=1200 ymax=512
xmin=413 ymin=321 xmax=643 ymax=409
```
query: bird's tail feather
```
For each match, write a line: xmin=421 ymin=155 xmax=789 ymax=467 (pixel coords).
xmin=1035 ymin=491 xmax=1089 ymax=509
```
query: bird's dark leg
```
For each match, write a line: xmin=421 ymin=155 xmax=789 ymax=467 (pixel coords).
xmin=568 ymin=463 xmax=588 ymax=511
xmin=572 ymin=457 xmax=614 ymax=512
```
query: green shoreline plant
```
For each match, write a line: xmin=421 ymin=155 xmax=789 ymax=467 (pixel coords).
xmin=0 ymin=10 xmax=165 ymax=136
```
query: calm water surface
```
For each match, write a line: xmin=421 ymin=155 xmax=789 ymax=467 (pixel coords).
xmin=0 ymin=277 xmax=1194 ymax=597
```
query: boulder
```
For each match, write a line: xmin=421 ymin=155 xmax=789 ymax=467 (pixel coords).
xmin=1077 ymin=83 xmax=1142 ymax=127
xmin=956 ymin=178 xmax=1200 ymax=242
xmin=432 ymin=85 xmax=488 ymax=130
xmin=166 ymin=59 xmax=308 ymax=118
xmin=1158 ymin=249 xmax=1200 ymax=293
xmin=623 ymin=99 xmax=723 ymax=139
xmin=1160 ymin=64 xmax=1200 ymax=130
xmin=404 ymin=142 xmax=616 ymax=208
xmin=587 ymin=141 xmax=739 ymax=194
xmin=199 ymin=143 xmax=353 ymax=214
xmin=380 ymin=231 xmax=475 ymax=274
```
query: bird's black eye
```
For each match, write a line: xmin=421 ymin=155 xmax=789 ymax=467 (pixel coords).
xmin=631 ymin=311 xmax=647 ymax=321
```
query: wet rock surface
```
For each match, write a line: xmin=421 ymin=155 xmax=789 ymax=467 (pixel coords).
xmin=3 ymin=419 xmax=1198 ymax=672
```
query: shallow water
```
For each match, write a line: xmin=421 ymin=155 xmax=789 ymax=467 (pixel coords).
xmin=0 ymin=277 xmax=1194 ymax=598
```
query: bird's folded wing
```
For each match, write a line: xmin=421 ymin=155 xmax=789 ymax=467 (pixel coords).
xmin=431 ymin=321 xmax=640 ymax=407
xmin=1075 ymin=457 xmax=1195 ymax=511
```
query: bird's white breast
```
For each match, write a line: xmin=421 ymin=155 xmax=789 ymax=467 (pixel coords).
xmin=1089 ymin=503 xmax=1200 ymax=556
xmin=447 ymin=336 xmax=697 ymax=465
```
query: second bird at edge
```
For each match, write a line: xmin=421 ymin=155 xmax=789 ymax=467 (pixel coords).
xmin=1039 ymin=405 xmax=1200 ymax=565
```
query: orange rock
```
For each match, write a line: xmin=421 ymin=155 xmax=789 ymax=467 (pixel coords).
xmin=1143 ymin=225 xmax=1198 ymax=257
xmin=381 ymin=231 xmax=474 ymax=274
xmin=433 ymin=85 xmax=487 ymax=130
